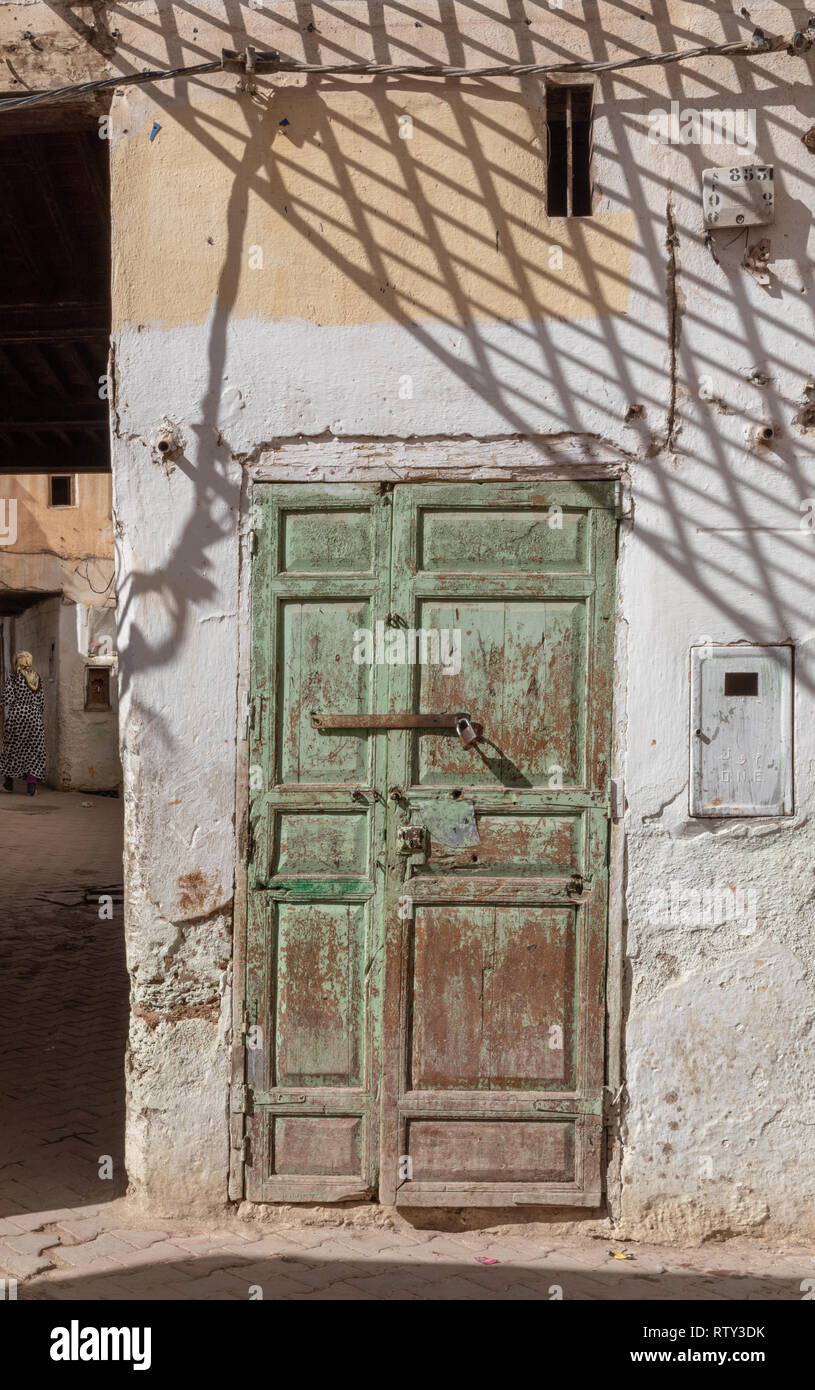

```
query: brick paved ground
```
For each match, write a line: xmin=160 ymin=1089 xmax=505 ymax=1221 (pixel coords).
xmin=1 ymin=1207 xmax=810 ymax=1300
xmin=1 ymin=791 xmax=812 ymax=1301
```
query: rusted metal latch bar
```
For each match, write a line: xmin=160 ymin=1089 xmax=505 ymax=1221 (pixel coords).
xmin=311 ymin=712 xmax=481 ymax=733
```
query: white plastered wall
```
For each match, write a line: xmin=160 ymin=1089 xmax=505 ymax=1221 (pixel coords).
xmin=89 ymin=1 xmax=815 ymax=1232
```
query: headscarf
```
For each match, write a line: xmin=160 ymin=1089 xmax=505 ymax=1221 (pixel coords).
xmin=14 ymin=651 xmax=40 ymax=692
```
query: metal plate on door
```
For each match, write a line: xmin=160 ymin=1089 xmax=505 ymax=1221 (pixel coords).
xmin=397 ymin=825 xmax=426 ymax=854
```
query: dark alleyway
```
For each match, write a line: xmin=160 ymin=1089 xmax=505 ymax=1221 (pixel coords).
xmin=0 ymin=789 xmax=127 ymax=1216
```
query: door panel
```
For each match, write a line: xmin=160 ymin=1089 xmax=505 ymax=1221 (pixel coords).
xmin=381 ymin=483 xmax=615 ymax=1207
xmin=416 ymin=504 xmax=591 ymax=572
xmin=413 ymin=599 xmax=585 ymax=785
xmin=409 ymin=904 xmax=575 ymax=1090
xmin=423 ymin=812 xmax=582 ymax=876
xmin=274 ymin=901 xmax=366 ymax=1087
xmin=246 ymin=485 xmax=391 ymax=1202
xmin=247 ymin=481 xmax=617 ymax=1206
xmin=407 ymin=1120 xmax=575 ymax=1184
xmin=277 ymin=598 xmax=374 ymax=785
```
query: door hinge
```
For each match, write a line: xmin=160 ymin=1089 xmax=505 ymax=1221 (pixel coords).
xmin=602 ymin=1082 xmax=626 ymax=1127
xmin=231 ymin=1115 xmax=250 ymax=1157
xmin=243 ymin=693 xmax=254 ymax=742
xmin=232 ymin=1083 xmax=251 ymax=1114
xmin=231 ymin=1122 xmax=250 ymax=1163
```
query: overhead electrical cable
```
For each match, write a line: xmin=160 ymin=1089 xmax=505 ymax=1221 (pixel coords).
xmin=0 ymin=27 xmax=813 ymax=113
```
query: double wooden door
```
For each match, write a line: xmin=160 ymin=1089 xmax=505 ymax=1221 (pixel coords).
xmin=246 ymin=482 xmax=616 ymax=1205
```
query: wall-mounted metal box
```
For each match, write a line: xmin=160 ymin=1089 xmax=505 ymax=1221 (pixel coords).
xmin=690 ymin=645 xmax=793 ymax=817
xmin=702 ymin=165 xmax=774 ymax=228
xmin=85 ymin=666 xmax=111 ymax=710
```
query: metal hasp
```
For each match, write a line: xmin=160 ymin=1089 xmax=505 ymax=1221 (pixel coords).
xmin=397 ymin=825 xmax=426 ymax=854
xmin=310 ymin=711 xmax=481 ymax=733
xmin=567 ymin=873 xmax=594 ymax=904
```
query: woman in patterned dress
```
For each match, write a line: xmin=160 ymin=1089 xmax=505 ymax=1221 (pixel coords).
xmin=1 ymin=651 xmax=46 ymax=796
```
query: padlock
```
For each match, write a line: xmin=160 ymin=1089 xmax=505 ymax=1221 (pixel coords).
xmin=455 ymin=715 xmax=478 ymax=747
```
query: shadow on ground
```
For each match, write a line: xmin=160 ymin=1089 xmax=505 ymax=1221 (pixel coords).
xmin=23 ymin=1255 xmax=807 ymax=1302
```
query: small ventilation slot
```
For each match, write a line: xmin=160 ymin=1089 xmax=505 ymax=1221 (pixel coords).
xmin=546 ymin=86 xmax=593 ymax=217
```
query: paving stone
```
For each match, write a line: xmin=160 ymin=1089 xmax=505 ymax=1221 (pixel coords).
xmin=172 ymin=1236 xmax=235 ymax=1254
xmin=2 ymin=1209 xmax=77 ymax=1232
xmin=104 ymin=1270 xmax=197 ymax=1295
xmin=272 ymin=1228 xmax=338 ymax=1249
xmin=421 ymin=1275 xmax=505 ymax=1300
xmin=54 ymin=1217 xmax=109 ymax=1243
xmin=3 ymin=1232 xmax=63 ymax=1256
xmin=0 ymin=1245 xmax=56 ymax=1279
xmin=297 ymin=1281 xmax=379 ymax=1300
xmin=333 ymin=1232 xmax=427 ymax=1255
xmin=352 ymin=1256 xmax=452 ymax=1284
xmin=77 ymin=1281 xmax=146 ymax=1302
xmin=229 ymin=1260 xmax=313 ymax=1291
xmin=172 ymin=1273 xmax=250 ymax=1300
xmin=54 ymin=1234 xmax=134 ymax=1267
xmin=109 ymin=1229 xmax=169 ymax=1249
xmin=100 ymin=1242 xmax=191 ymax=1269
xmin=346 ymin=1271 xmax=430 ymax=1298
xmin=273 ymin=1261 xmax=367 ymax=1291
xmin=236 ymin=1232 xmax=315 ymax=1256
xmin=421 ymin=1235 xmax=485 ymax=1261
xmin=0 ymin=1219 xmax=26 ymax=1238
xmin=165 ymin=1256 xmax=242 ymax=1281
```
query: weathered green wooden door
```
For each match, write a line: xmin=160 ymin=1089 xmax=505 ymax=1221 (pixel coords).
xmin=247 ymin=482 xmax=616 ymax=1205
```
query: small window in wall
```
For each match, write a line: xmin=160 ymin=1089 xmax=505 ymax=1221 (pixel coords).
xmin=49 ymin=474 xmax=75 ymax=508
xmin=85 ymin=666 xmax=110 ymax=710
xmin=546 ymin=86 xmax=593 ymax=217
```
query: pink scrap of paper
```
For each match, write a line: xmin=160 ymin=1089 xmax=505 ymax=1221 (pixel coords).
xmin=474 ymin=1256 xmax=499 ymax=1265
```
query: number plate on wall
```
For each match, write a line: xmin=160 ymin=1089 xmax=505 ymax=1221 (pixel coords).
xmin=702 ymin=165 xmax=774 ymax=227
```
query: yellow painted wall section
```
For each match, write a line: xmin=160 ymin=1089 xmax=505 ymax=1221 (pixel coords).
xmin=112 ymin=84 xmax=632 ymax=331
xmin=0 ymin=473 xmax=113 ymax=558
